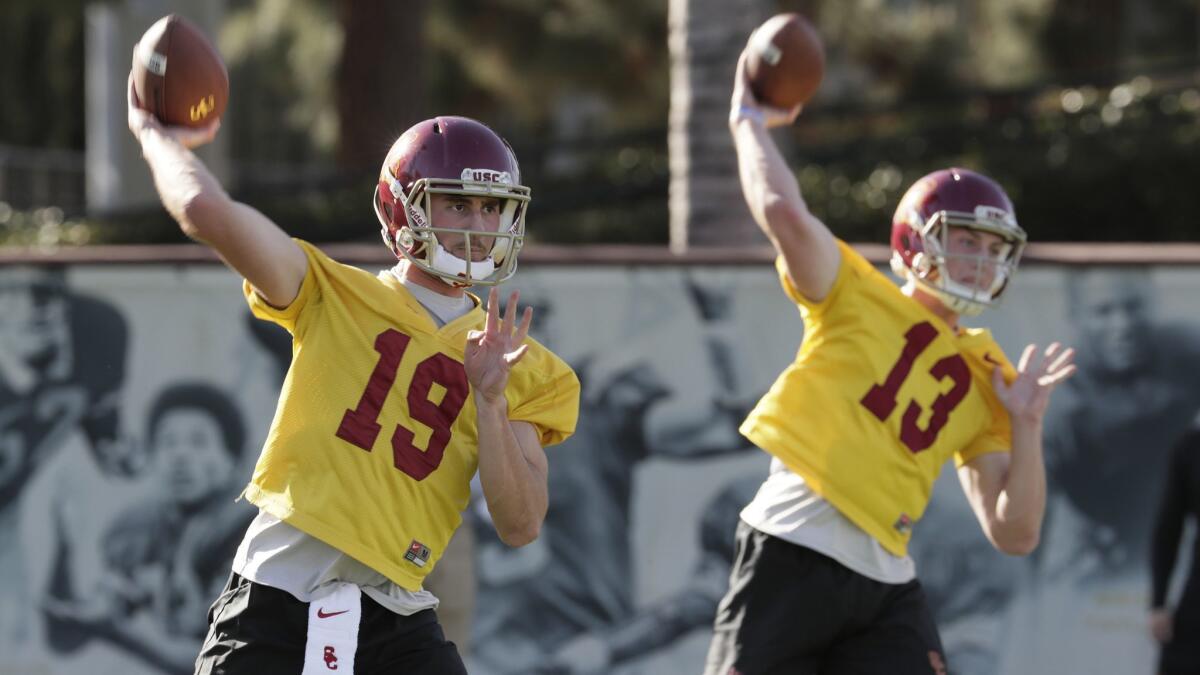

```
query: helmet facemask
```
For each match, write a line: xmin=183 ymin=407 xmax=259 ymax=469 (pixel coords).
xmin=375 ymin=167 xmax=530 ymax=288
xmin=892 ymin=205 xmax=1027 ymax=317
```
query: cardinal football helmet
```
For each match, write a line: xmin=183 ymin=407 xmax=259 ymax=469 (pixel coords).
xmin=890 ymin=168 xmax=1026 ymax=316
xmin=374 ymin=116 xmax=530 ymax=286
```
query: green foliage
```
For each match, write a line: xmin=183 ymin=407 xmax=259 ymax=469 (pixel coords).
xmin=4 ymin=0 xmax=1200 ymax=246
xmin=222 ymin=0 xmax=341 ymax=161
xmin=788 ymin=75 xmax=1200 ymax=242
xmin=427 ymin=0 xmax=668 ymax=133
xmin=0 ymin=203 xmax=94 ymax=246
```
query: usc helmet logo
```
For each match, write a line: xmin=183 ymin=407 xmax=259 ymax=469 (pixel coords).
xmin=190 ymin=95 xmax=216 ymax=122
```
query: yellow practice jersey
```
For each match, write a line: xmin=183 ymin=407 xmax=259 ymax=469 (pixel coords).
xmin=242 ymin=241 xmax=580 ymax=591
xmin=741 ymin=240 xmax=1015 ymax=556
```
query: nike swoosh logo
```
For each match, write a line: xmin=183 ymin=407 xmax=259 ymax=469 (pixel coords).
xmin=983 ymin=353 xmax=1002 ymax=366
xmin=316 ymin=608 xmax=349 ymax=619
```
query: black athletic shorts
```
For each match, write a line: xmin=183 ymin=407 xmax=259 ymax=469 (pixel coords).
xmin=704 ymin=521 xmax=946 ymax=675
xmin=195 ymin=572 xmax=466 ymax=675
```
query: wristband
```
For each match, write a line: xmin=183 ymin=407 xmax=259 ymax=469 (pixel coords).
xmin=732 ymin=104 xmax=766 ymax=126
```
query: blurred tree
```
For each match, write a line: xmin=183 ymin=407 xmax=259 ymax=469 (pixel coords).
xmin=422 ymin=0 xmax=672 ymax=245
xmin=1041 ymin=0 xmax=1124 ymax=78
xmin=222 ymin=0 xmax=341 ymax=163
xmin=4 ymin=0 xmax=1200 ymax=246
xmin=335 ymin=0 xmax=426 ymax=171
xmin=426 ymin=0 xmax=668 ymax=134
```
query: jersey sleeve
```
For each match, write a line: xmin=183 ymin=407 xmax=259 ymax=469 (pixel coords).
xmin=507 ymin=349 xmax=580 ymax=447
xmin=955 ymin=341 xmax=1015 ymax=468
xmin=776 ymin=240 xmax=870 ymax=319
xmin=242 ymin=239 xmax=324 ymax=335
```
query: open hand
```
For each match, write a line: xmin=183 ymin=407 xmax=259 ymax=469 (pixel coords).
xmin=993 ymin=342 xmax=1076 ymax=424
xmin=465 ymin=288 xmax=533 ymax=404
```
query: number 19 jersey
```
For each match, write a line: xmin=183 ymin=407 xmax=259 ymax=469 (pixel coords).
xmin=740 ymin=241 xmax=1014 ymax=557
xmin=242 ymin=241 xmax=580 ymax=591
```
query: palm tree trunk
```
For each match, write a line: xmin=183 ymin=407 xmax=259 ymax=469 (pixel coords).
xmin=667 ymin=0 xmax=773 ymax=250
xmin=335 ymin=0 xmax=426 ymax=171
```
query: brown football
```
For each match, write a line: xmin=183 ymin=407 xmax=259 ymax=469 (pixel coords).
xmin=132 ymin=14 xmax=228 ymax=128
xmin=745 ymin=13 xmax=825 ymax=110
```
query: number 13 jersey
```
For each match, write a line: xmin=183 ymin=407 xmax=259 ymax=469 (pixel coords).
xmin=740 ymin=240 xmax=1014 ymax=557
xmin=242 ymin=241 xmax=580 ymax=591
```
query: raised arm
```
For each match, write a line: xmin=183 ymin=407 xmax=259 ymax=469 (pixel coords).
xmin=728 ymin=47 xmax=840 ymax=302
xmin=127 ymin=69 xmax=306 ymax=308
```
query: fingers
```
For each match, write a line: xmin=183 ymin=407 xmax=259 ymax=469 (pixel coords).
xmin=1039 ymin=363 xmax=1077 ymax=387
xmin=1017 ymin=344 xmax=1037 ymax=373
xmin=734 ymin=48 xmax=750 ymax=88
xmin=503 ymin=290 xmax=519 ymax=335
xmin=1047 ymin=346 xmax=1076 ymax=374
xmin=485 ymin=287 xmax=500 ymax=334
xmin=764 ymin=102 xmax=803 ymax=128
xmin=513 ymin=305 xmax=533 ymax=346
xmin=175 ymin=120 xmax=221 ymax=149
xmin=504 ymin=343 xmax=530 ymax=367
xmin=1035 ymin=342 xmax=1061 ymax=374
xmin=127 ymin=69 xmax=139 ymax=109
xmin=127 ymin=69 xmax=157 ymax=137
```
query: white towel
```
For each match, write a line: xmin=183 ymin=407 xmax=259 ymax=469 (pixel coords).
xmin=302 ymin=582 xmax=363 ymax=674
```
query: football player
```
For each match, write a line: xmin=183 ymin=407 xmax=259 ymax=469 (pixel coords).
xmin=127 ymin=64 xmax=580 ymax=673
xmin=702 ymin=43 xmax=1077 ymax=675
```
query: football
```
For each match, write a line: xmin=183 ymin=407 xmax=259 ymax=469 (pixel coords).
xmin=745 ymin=13 xmax=825 ymax=110
xmin=132 ymin=14 xmax=228 ymax=128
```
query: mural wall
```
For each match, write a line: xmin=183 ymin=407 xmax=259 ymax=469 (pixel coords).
xmin=0 ymin=256 xmax=1195 ymax=674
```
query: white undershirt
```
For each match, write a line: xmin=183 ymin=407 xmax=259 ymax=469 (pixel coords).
xmin=233 ymin=269 xmax=476 ymax=615
xmin=740 ymin=457 xmax=916 ymax=584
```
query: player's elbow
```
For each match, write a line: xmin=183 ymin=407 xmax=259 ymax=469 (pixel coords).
xmin=759 ymin=196 xmax=807 ymax=234
xmin=178 ymin=189 xmax=228 ymax=242
xmin=992 ymin=527 xmax=1040 ymax=557
xmin=496 ymin=519 xmax=541 ymax=548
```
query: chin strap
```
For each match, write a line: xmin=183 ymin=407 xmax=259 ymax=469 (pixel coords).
xmin=428 ymin=244 xmax=498 ymax=286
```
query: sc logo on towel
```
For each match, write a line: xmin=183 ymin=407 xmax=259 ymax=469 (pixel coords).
xmin=324 ymin=645 xmax=339 ymax=670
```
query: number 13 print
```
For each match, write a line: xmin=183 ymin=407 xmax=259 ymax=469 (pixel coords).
xmin=859 ymin=321 xmax=971 ymax=453
xmin=336 ymin=329 xmax=469 ymax=480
